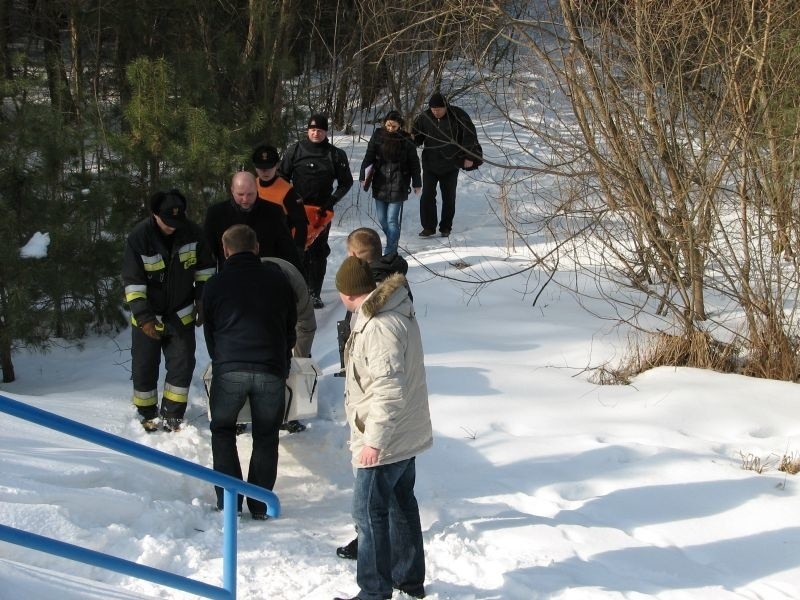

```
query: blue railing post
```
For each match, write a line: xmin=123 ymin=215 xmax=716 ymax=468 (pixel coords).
xmin=0 ymin=393 xmax=281 ymax=599
xmin=223 ymin=488 xmax=238 ymax=597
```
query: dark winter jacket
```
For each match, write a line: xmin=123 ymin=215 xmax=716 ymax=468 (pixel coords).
xmin=122 ymin=217 xmax=215 ymax=329
xmin=359 ymin=128 xmax=421 ymax=203
xmin=279 ymin=138 xmax=353 ymax=208
xmin=203 ymin=197 xmax=303 ymax=273
xmin=202 ymin=252 xmax=297 ymax=379
xmin=371 ymin=252 xmax=408 ymax=281
xmin=412 ymin=104 xmax=483 ymax=173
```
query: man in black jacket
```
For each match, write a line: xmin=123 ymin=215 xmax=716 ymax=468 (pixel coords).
xmin=202 ymin=224 xmax=297 ymax=519
xmin=122 ymin=189 xmax=215 ymax=432
xmin=204 ymin=171 xmax=303 ymax=273
xmin=412 ymin=92 xmax=482 ymax=238
xmin=280 ymin=113 xmax=353 ymax=308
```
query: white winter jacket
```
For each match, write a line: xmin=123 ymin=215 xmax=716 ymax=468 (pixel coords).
xmin=344 ymin=273 xmax=433 ymax=467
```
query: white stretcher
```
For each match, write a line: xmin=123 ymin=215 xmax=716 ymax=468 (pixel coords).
xmin=202 ymin=357 xmax=320 ymax=423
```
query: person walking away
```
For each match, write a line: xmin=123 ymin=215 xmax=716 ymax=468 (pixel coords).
xmin=412 ymin=92 xmax=482 ymax=237
xmin=333 ymin=256 xmax=432 ymax=600
xmin=202 ymin=224 xmax=297 ymax=519
xmin=122 ymin=189 xmax=215 ymax=432
xmin=279 ymin=113 xmax=353 ymax=308
xmin=252 ymin=143 xmax=308 ymax=254
xmin=204 ymin=171 xmax=303 ymax=273
xmin=359 ymin=110 xmax=421 ymax=255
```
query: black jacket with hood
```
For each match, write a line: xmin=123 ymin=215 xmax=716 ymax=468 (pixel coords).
xmin=359 ymin=127 xmax=421 ymax=203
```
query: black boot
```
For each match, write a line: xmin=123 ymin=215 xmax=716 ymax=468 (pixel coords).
xmin=336 ymin=537 xmax=358 ymax=560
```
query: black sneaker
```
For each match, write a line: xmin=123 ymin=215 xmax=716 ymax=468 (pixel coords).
xmin=336 ymin=537 xmax=358 ymax=560
xmin=312 ymin=294 xmax=324 ymax=309
xmin=418 ymin=228 xmax=435 ymax=237
xmin=280 ymin=420 xmax=307 ymax=433
xmin=251 ymin=513 xmax=270 ymax=521
xmin=162 ymin=417 xmax=182 ymax=432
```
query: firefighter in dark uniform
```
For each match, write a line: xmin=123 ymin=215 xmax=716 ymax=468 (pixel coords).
xmin=122 ymin=189 xmax=215 ymax=432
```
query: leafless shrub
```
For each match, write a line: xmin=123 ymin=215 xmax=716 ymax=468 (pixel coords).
xmin=778 ymin=453 xmax=800 ymax=475
xmin=740 ymin=452 xmax=767 ymax=474
xmin=589 ymin=365 xmax=631 ymax=386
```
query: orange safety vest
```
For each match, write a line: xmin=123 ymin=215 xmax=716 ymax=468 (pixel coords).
xmin=257 ymin=177 xmax=293 ymax=214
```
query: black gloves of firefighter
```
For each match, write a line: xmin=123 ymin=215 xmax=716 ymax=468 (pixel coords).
xmin=140 ymin=320 xmax=163 ymax=340
xmin=317 ymin=196 xmax=337 ymax=215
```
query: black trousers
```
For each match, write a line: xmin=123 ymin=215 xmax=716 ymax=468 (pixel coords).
xmin=303 ymin=221 xmax=331 ymax=297
xmin=419 ymin=168 xmax=460 ymax=233
xmin=131 ymin=323 xmax=196 ymax=420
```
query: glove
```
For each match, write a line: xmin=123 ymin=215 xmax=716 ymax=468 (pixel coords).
xmin=140 ymin=320 xmax=163 ymax=340
xmin=317 ymin=197 xmax=336 ymax=216
xmin=194 ymin=301 xmax=204 ymax=327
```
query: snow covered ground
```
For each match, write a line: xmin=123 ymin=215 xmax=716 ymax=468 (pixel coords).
xmin=2 ymin=31 xmax=800 ymax=598
xmin=2 ymin=137 xmax=800 ymax=598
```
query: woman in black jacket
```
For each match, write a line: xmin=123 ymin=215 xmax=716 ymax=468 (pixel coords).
xmin=359 ymin=110 xmax=421 ymax=255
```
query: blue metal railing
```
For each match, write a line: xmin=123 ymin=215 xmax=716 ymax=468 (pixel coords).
xmin=0 ymin=393 xmax=280 ymax=599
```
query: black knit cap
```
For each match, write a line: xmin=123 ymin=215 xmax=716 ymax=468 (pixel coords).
xmin=335 ymin=256 xmax=377 ymax=296
xmin=384 ymin=110 xmax=404 ymax=128
xmin=428 ymin=93 xmax=446 ymax=108
xmin=307 ymin=113 xmax=329 ymax=131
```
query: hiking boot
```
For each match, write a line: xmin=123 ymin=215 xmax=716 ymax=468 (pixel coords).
xmin=336 ymin=537 xmax=358 ymax=560
xmin=418 ymin=228 xmax=435 ymax=237
xmin=312 ymin=294 xmax=324 ymax=309
xmin=395 ymin=585 xmax=426 ymax=598
xmin=280 ymin=420 xmax=307 ymax=433
xmin=162 ymin=417 xmax=182 ymax=432
xmin=141 ymin=418 xmax=160 ymax=433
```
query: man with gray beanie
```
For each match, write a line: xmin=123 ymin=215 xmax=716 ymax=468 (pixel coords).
xmin=333 ymin=256 xmax=432 ymax=600
xmin=412 ymin=92 xmax=482 ymax=238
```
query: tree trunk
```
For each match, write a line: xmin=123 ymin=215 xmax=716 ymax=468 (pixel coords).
xmin=0 ymin=286 xmax=15 ymax=383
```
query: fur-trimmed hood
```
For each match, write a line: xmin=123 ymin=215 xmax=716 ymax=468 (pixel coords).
xmin=359 ymin=272 xmax=410 ymax=319
xmin=343 ymin=271 xmax=431 ymax=468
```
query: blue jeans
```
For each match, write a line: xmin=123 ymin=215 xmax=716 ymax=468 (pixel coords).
xmin=375 ymin=200 xmax=404 ymax=255
xmin=352 ymin=457 xmax=425 ymax=600
xmin=210 ymin=370 xmax=285 ymax=514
